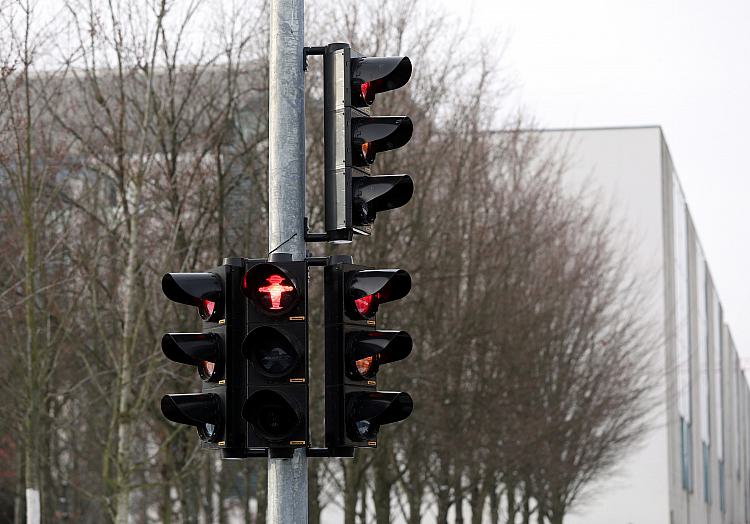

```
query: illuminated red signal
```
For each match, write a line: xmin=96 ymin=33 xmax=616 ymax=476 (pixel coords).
xmin=360 ymin=81 xmax=372 ymax=104
xmin=257 ymin=274 xmax=295 ymax=310
xmin=199 ymin=299 xmax=216 ymax=320
xmin=243 ymin=264 xmax=300 ymax=315
xmin=354 ymin=293 xmax=379 ymax=317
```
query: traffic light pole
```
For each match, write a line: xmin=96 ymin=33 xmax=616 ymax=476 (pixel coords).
xmin=267 ymin=0 xmax=307 ymax=523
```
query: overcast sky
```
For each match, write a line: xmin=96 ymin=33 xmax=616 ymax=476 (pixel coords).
xmin=436 ymin=0 xmax=750 ymax=363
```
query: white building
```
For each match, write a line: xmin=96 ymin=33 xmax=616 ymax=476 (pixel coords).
xmin=541 ymin=126 xmax=750 ymax=524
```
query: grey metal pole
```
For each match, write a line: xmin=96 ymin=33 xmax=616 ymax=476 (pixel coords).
xmin=267 ymin=0 xmax=307 ymax=522
xmin=268 ymin=0 xmax=306 ymax=262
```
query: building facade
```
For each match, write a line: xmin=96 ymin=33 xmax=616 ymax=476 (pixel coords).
xmin=541 ymin=127 xmax=749 ymax=524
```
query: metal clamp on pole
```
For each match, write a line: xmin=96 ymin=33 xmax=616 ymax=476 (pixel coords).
xmin=304 ymin=217 xmax=331 ymax=242
xmin=303 ymin=46 xmax=325 ymax=71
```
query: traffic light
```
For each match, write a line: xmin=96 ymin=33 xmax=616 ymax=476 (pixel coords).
xmin=323 ymin=43 xmax=414 ymax=240
xmin=160 ymin=259 xmax=247 ymax=456
xmin=242 ymin=256 xmax=308 ymax=450
xmin=325 ymin=260 xmax=413 ymax=449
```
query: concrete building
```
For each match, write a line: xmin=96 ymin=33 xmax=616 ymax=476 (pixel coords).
xmin=540 ymin=127 xmax=750 ymax=524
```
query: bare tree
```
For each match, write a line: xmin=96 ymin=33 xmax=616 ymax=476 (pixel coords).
xmin=0 ymin=1 xmax=657 ymax=523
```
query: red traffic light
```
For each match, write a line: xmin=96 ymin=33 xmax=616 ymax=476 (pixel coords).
xmin=347 ymin=269 xmax=411 ymax=320
xmin=258 ymin=274 xmax=295 ymax=310
xmin=243 ymin=263 xmax=300 ymax=315
xmin=354 ymin=293 xmax=378 ymax=317
xmin=351 ymin=56 xmax=412 ymax=107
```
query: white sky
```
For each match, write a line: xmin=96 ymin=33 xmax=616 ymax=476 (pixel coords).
xmin=438 ymin=0 xmax=750 ymax=364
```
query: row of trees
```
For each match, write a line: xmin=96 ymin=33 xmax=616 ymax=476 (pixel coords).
xmin=0 ymin=0 xmax=655 ymax=523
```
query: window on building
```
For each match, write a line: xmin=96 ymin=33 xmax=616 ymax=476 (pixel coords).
xmin=713 ymin=294 xmax=724 ymax=460
xmin=696 ymin=251 xmax=710 ymax=503
xmin=703 ymin=442 xmax=711 ymax=503
xmin=673 ymin=175 xmax=692 ymax=492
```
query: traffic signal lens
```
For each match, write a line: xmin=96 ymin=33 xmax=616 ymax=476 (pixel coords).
xmin=244 ymin=264 xmax=300 ymax=315
xmin=244 ymin=391 xmax=300 ymax=440
xmin=360 ymin=81 xmax=372 ymax=104
xmin=354 ymin=292 xmax=379 ymax=317
xmin=200 ymin=360 xmax=215 ymax=378
xmin=259 ymin=344 xmax=296 ymax=376
xmin=258 ymin=404 xmax=295 ymax=436
xmin=199 ymin=299 xmax=216 ymax=320
xmin=355 ymin=355 xmax=375 ymax=377
xmin=354 ymin=419 xmax=374 ymax=440
xmin=243 ymin=326 xmax=301 ymax=378
xmin=361 ymin=142 xmax=375 ymax=164
xmin=201 ymin=423 xmax=217 ymax=440
xmin=258 ymin=274 xmax=295 ymax=310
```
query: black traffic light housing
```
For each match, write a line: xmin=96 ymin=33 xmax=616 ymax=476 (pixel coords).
xmin=160 ymin=259 xmax=248 ymax=455
xmin=242 ymin=256 xmax=309 ymax=450
xmin=323 ymin=43 xmax=414 ymax=240
xmin=325 ymin=261 xmax=413 ymax=449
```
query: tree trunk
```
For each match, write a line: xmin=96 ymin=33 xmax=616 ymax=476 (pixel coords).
xmin=469 ymin=476 xmax=486 ymax=524
xmin=435 ymin=461 xmax=452 ymax=524
xmin=454 ymin=475 xmax=464 ymax=524
xmin=373 ymin=454 xmax=391 ymax=524
xmin=359 ymin=480 xmax=368 ymax=524
xmin=436 ymin=490 xmax=451 ymax=524
xmin=506 ymin=480 xmax=517 ymax=524
xmin=406 ymin=483 xmax=423 ymax=524
xmin=113 ymin=204 xmax=141 ymax=524
xmin=488 ymin=486 xmax=499 ymax=524
xmin=344 ymin=459 xmax=359 ymax=524
xmin=521 ymin=490 xmax=531 ymax=524
xmin=160 ymin=458 xmax=172 ymax=524
xmin=19 ymin=34 xmax=43 ymax=524
xmin=14 ymin=447 xmax=24 ymax=524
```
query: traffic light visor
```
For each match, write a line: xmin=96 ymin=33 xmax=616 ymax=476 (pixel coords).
xmin=347 ymin=391 xmax=413 ymax=440
xmin=162 ymin=272 xmax=223 ymax=321
xmin=348 ymin=330 xmax=412 ymax=379
xmin=347 ymin=269 xmax=411 ymax=319
xmin=162 ymin=333 xmax=222 ymax=381
xmin=352 ymin=116 xmax=413 ymax=166
xmin=351 ymin=56 xmax=411 ymax=106
xmin=352 ymin=175 xmax=414 ymax=226
xmin=243 ymin=263 xmax=300 ymax=315
xmin=161 ymin=393 xmax=222 ymax=441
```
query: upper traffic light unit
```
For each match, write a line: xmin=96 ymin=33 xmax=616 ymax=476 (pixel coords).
xmin=323 ymin=43 xmax=414 ymax=241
